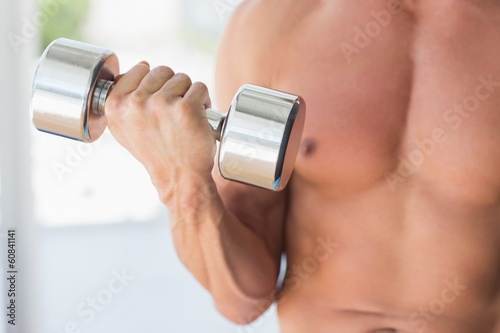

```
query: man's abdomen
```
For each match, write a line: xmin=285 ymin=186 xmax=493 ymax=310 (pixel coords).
xmin=280 ymin=179 xmax=500 ymax=332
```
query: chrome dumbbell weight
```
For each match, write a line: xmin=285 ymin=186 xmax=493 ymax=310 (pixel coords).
xmin=31 ymin=38 xmax=305 ymax=191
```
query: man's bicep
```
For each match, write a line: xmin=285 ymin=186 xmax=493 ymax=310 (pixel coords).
xmin=214 ymin=171 xmax=287 ymax=260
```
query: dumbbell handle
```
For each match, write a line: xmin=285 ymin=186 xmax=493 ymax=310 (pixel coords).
xmin=92 ymin=79 xmax=225 ymax=140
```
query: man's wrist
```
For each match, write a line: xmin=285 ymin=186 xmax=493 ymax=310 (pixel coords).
xmin=157 ymin=172 xmax=219 ymax=210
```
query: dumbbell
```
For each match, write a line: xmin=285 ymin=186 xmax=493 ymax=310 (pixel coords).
xmin=31 ymin=38 xmax=305 ymax=191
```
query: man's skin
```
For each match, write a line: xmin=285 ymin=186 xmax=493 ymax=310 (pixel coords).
xmin=105 ymin=0 xmax=500 ymax=332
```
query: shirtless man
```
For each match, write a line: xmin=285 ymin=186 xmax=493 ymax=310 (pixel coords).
xmin=104 ymin=0 xmax=500 ymax=332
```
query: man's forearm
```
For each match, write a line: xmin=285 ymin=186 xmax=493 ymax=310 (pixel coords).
xmin=166 ymin=179 xmax=280 ymax=325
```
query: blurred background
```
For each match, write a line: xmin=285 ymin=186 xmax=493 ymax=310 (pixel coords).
xmin=0 ymin=0 xmax=279 ymax=332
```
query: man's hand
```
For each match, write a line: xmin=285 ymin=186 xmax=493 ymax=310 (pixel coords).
xmin=105 ymin=62 xmax=216 ymax=204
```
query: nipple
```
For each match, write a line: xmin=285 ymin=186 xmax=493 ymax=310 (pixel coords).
xmin=300 ymin=138 xmax=317 ymax=157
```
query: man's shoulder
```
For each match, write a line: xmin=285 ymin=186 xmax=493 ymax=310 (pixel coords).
xmin=217 ymin=0 xmax=317 ymax=78
xmin=224 ymin=0 xmax=281 ymax=44
xmin=215 ymin=0 xmax=284 ymax=90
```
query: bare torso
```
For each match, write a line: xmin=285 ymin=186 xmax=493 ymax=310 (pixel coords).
xmin=227 ymin=1 xmax=500 ymax=332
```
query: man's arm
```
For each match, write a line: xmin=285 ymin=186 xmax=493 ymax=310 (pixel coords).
xmin=104 ymin=1 xmax=286 ymax=325
xmin=172 ymin=1 xmax=288 ymax=322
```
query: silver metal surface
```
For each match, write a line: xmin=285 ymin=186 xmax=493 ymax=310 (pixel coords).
xmin=206 ymin=108 xmax=226 ymax=141
xmin=92 ymin=79 xmax=114 ymax=116
xmin=219 ymin=84 xmax=305 ymax=191
xmin=31 ymin=38 xmax=119 ymax=142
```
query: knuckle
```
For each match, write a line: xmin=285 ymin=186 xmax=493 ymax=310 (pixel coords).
xmin=177 ymin=98 xmax=195 ymax=114
xmin=192 ymin=81 xmax=208 ymax=93
xmin=151 ymin=91 xmax=175 ymax=107
xmin=149 ymin=66 xmax=174 ymax=85
xmin=129 ymin=90 xmax=146 ymax=107
xmin=155 ymin=65 xmax=174 ymax=77
xmin=174 ymin=72 xmax=192 ymax=85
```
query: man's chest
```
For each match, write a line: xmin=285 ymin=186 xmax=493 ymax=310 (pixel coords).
xmin=267 ymin=2 xmax=500 ymax=202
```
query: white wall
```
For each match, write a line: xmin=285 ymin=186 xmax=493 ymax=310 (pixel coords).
xmin=0 ymin=0 xmax=38 ymax=332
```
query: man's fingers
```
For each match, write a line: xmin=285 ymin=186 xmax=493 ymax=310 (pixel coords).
xmin=183 ymin=82 xmax=211 ymax=110
xmin=112 ymin=62 xmax=151 ymax=96
xmin=137 ymin=66 xmax=175 ymax=96
xmin=109 ymin=64 xmax=211 ymax=125
xmin=157 ymin=73 xmax=193 ymax=100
